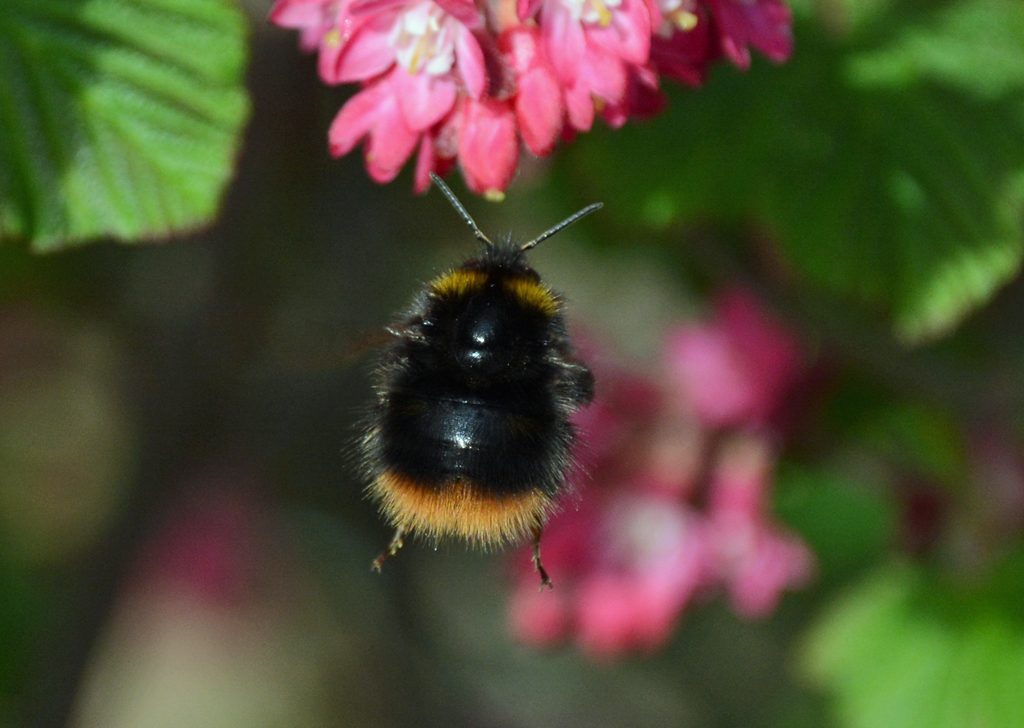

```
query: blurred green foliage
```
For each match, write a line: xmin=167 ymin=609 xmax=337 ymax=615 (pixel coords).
xmin=561 ymin=0 xmax=1024 ymax=343
xmin=850 ymin=400 xmax=968 ymax=488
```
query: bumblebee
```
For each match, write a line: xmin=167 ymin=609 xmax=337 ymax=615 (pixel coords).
xmin=363 ymin=175 xmax=599 ymax=586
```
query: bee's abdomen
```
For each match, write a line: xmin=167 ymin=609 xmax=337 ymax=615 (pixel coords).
xmin=380 ymin=392 xmax=567 ymax=497
xmin=366 ymin=391 xmax=572 ymax=546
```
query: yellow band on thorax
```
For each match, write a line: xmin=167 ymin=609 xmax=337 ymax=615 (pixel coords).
xmin=430 ymin=268 xmax=487 ymax=299
xmin=504 ymin=276 xmax=559 ymax=317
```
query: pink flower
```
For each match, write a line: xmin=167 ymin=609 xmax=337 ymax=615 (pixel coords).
xmin=648 ymin=0 xmax=717 ymax=85
xmin=340 ymin=0 xmax=486 ymax=92
xmin=704 ymin=0 xmax=793 ymax=70
xmin=272 ymin=0 xmax=795 ymax=194
xmin=664 ymin=288 xmax=803 ymax=429
xmin=276 ymin=0 xmax=488 ymax=186
xmin=569 ymin=335 xmax=668 ymax=473
xmin=519 ymin=0 xmax=653 ymax=132
xmin=520 ymin=0 xmax=651 ymax=82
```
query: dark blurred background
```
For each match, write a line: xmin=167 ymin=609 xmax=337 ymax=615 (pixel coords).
xmin=4 ymin=1 xmax=1024 ymax=726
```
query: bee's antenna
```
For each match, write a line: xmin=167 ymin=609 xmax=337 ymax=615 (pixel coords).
xmin=430 ymin=173 xmax=493 ymax=248
xmin=520 ymin=202 xmax=603 ymax=252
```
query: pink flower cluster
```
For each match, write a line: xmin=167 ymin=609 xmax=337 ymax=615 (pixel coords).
xmin=270 ymin=0 xmax=792 ymax=197
xmin=509 ymin=289 xmax=815 ymax=658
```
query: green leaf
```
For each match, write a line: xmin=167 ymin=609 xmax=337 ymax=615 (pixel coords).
xmin=0 ymin=0 xmax=249 ymax=251
xmin=773 ymin=463 xmax=895 ymax=578
xmin=851 ymin=400 xmax=968 ymax=487
xmin=801 ymin=563 xmax=1024 ymax=728
xmin=848 ymin=0 xmax=1024 ymax=99
xmin=563 ymin=0 xmax=1024 ymax=343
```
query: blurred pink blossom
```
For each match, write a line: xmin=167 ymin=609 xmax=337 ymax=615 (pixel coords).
xmin=508 ymin=289 xmax=815 ymax=658
xmin=665 ymin=288 xmax=803 ymax=429
xmin=510 ymin=487 xmax=715 ymax=657
xmin=136 ymin=477 xmax=270 ymax=608
xmin=706 ymin=434 xmax=813 ymax=618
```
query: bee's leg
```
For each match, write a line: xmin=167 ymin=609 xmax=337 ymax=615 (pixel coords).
xmin=531 ymin=525 xmax=553 ymax=591
xmin=372 ymin=526 xmax=406 ymax=572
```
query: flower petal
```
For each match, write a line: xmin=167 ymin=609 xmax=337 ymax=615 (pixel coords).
xmin=317 ymin=33 xmax=345 ymax=82
xmin=500 ymin=26 xmax=562 ymax=153
xmin=393 ymin=68 xmax=457 ymax=130
xmin=434 ymin=100 xmax=463 ymax=159
xmin=333 ymin=12 xmax=398 ymax=82
xmin=602 ymin=64 xmax=664 ymax=127
xmin=269 ymin=0 xmax=330 ymax=29
xmin=365 ymin=94 xmax=421 ymax=181
xmin=413 ymin=133 xmax=435 ymax=193
xmin=579 ymin=45 xmax=627 ymax=104
xmin=509 ymin=587 xmax=570 ymax=646
xmin=516 ymin=66 xmax=564 ymax=156
xmin=716 ymin=288 xmax=802 ymax=422
xmin=541 ymin=0 xmax=586 ymax=86
xmin=349 ymin=0 xmax=408 ymax=17
xmin=458 ymin=99 xmax=518 ymax=196
xmin=517 ymin=0 xmax=543 ymax=21
xmin=271 ymin=0 xmax=336 ymax=53
xmin=706 ymin=0 xmax=793 ymax=70
xmin=501 ymin=25 xmax=540 ymax=73
xmin=665 ymin=324 xmax=756 ymax=427
xmin=564 ymin=79 xmax=594 ymax=132
xmin=327 ymin=79 xmax=391 ymax=156
xmin=586 ymin=0 xmax=650 ymax=65
xmin=638 ymin=0 xmax=662 ymax=28
xmin=651 ymin=7 xmax=716 ymax=87
xmin=455 ymin=28 xmax=487 ymax=99
xmin=433 ymin=0 xmax=482 ymax=28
